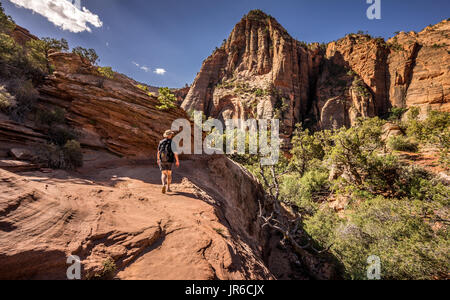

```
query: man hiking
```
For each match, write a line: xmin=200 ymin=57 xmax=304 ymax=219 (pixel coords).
xmin=157 ymin=130 xmax=180 ymax=194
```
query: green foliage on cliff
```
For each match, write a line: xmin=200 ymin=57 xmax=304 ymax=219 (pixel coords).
xmin=388 ymin=135 xmax=419 ymax=152
xmin=98 ymin=66 xmax=115 ymax=79
xmin=0 ymin=2 xmax=14 ymax=34
xmin=234 ymin=115 xmax=449 ymax=280
xmin=72 ymin=46 xmax=99 ymax=65
xmin=156 ymin=87 xmax=177 ymax=111
xmin=246 ymin=9 xmax=273 ymax=21
xmin=36 ymin=139 xmax=83 ymax=170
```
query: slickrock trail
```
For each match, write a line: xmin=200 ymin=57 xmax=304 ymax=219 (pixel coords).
xmin=0 ymin=157 xmax=274 ymax=280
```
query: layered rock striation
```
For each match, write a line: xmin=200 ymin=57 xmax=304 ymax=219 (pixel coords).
xmin=183 ymin=11 xmax=449 ymax=131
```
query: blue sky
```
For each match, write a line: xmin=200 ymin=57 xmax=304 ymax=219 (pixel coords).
xmin=3 ymin=0 xmax=449 ymax=88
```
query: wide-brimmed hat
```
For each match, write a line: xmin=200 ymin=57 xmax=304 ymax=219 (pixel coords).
xmin=163 ymin=130 xmax=175 ymax=138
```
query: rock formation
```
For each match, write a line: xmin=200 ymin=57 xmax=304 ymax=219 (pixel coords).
xmin=11 ymin=25 xmax=38 ymax=45
xmin=183 ymin=11 xmax=449 ymax=131
xmin=387 ymin=21 xmax=450 ymax=114
xmin=182 ymin=10 xmax=317 ymax=135
xmin=1 ymin=10 xmax=448 ymax=281
xmin=0 ymin=157 xmax=278 ymax=280
xmin=37 ymin=52 xmax=188 ymax=157
xmin=0 ymin=32 xmax=307 ymax=279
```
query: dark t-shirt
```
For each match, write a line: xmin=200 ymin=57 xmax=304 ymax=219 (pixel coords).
xmin=158 ymin=139 xmax=177 ymax=163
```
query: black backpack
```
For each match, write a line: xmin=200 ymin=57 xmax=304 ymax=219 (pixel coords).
xmin=159 ymin=139 xmax=174 ymax=163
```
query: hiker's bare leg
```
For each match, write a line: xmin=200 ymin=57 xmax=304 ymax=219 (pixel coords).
xmin=167 ymin=170 xmax=172 ymax=191
xmin=161 ymin=171 xmax=168 ymax=186
xmin=161 ymin=171 xmax=168 ymax=193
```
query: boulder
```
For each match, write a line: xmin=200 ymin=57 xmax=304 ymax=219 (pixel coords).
xmin=9 ymin=148 xmax=36 ymax=161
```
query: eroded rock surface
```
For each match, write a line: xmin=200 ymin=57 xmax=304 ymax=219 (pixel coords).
xmin=183 ymin=12 xmax=449 ymax=131
xmin=0 ymin=157 xmax=275 ymax=280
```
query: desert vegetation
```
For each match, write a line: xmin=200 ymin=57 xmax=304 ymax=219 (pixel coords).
xmin=156 ymin=87 xmax=177 ymax=111
xmin=0 ymin=4 xmax=108 ymax=169
xmin=230 ymin=109 xmax=449 ymax=280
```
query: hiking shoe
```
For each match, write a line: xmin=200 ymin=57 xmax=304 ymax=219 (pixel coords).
xmin=167 ymin=187 xmax=172 ymax=193
xmin=162 ymin=186 xmax=166 ymax=194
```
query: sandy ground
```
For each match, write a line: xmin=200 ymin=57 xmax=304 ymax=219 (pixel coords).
xmin=0 ymin=156 xmax=273 ymax=280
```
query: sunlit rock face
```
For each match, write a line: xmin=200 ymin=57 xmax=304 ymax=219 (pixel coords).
xmin=183 ymin=12 xmax=449 ymax=131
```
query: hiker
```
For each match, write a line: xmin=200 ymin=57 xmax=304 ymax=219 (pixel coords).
xmin=157 ymin=130 xmax=180 ymax=194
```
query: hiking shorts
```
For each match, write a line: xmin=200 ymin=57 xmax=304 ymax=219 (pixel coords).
xmin=159 ymin=162 xmax=173 ymax=171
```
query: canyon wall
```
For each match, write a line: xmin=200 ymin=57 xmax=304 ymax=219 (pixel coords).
xmin=183 ymin=11 xmax=449 ymax=132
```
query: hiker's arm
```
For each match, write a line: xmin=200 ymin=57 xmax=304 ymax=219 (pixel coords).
xmin=157 ymin=151 xmax=160 ymax=164
xmin=174 ymin=153 xmax=180 ymax=167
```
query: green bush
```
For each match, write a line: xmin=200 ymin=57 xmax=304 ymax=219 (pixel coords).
xmin=236 ymin=113 xmax=449 ymax=280
xmin=156 ymin=87 xmax=177 ymax=111
xmin=281 ymin=170 xmax=330 ymax=214
xmin=26 ymin=38 xmax=68 ymax=74
xmin=406 ymin=109 xmax=449 ymax=168
xmin=93 ymin=258 xmax=117 ymax=280
xmin=290 ymin=125 xmax=330 ymax=175
xmin=0 ymin=3 xmax=14 ymax=34
xmin=388 ymin=135 xmax=419 ymax=152
xmin=326 ymin=117 xmax=385 ymax=186
xmin=352 ymin=78 xmax=371 ymax=98
xmin=305 ymin=195 xmax=449 ymax=280
xmin=136 ymin=84 xmax=149 ymax=92
xmin=36 ymin=140 xmax=83 ymax=170
xmin=72 ymin=46 xmax=98 ymax=65
xmin=0 ymin=32 xmax=19 ymax=62
xmin=48 ymin=126 xmax=78 ymax=146
xmin=0 ymin=86 xmax=16 ymax=113
xmin=36 ymin=107 xmax=66 ymax=126
xmin=98 ymin=66 xmax=114 ymax=79
xmin=5 ymin=78 xmax=39 ymax=121
xmin=62 ymin=140 xmax=83 ymax=169
xmin=406 ymin=109 xmax=450 ymax=147
xmin=387 ymin=106 xmax=408 ymax=121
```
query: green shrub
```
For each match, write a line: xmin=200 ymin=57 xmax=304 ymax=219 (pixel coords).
xmin=387 ymin=106 xmax=408 ymax=121
xmin=36 ymin=107 xmax=66 ymax=126
xmin=352 ymin=78 xmax=371 ymax=98
xmin=326 ymin=118 xmax=385 ymax=186
xmin=156 ymin=87 xmax=177 ymax=111
xmin=305 ymin=195 xmax=449 ymax=280
xmin=255 ymin=88 xmax=265 ymax=97
xmin=0 ymin=86 xmax=16 ymax=112
xmin=290 ymin=125 xmax=329 ymax=175
xmin=48 ymin=126 xmax=78 ymax=146
xmin=62 ymin=140 xmax=83 ymax=169
xmin=93 ymin=258 xmax=117 ymax=280
xmin=406 ymin=109 xmax=449 ymax=169
xmin=0 ymin=3 xmax=15 ymax=34
xmin=406 ymin=109 xmax=449 ymax=146
xmin=389 ymin=42 xmax=404 ymax=52
xmin=6 ymin=78 xmax=39 ymax=121
xmin=97 ymin=66 xmax=114 ymax=79
xmin=136 ymin=84 xmax=149 ymax=92
xmin=388 ymin=135 xmax=419 ymax=152
xmin=72 ymin=46 xmax=98 ymax=65
xmin=36 ymin=140 xmax=83 ymax=170
xmin=0 ymin=32 xmax=19 ymax=62
xmin=26 ymin=38 xmax=68 ymax=74
xmin=281 ymin=170 xmax=330 ymax=214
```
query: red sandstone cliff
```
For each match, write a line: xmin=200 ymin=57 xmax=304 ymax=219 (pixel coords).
xmin=183 ymin=11 xmax=449 ymax=131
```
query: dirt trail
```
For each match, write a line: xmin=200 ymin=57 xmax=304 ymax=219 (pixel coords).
xmin=0 ymin=158 xmax=273 ymax=280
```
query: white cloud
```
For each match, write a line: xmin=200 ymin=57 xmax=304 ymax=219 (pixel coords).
xmin=132 ymin=62 xmax=166 ymax=75
xmin=131 ymin=61 xmax=150 ymax=73
xmin=9 ymin=0 xmax=102 ymax=33
xmin=132 ymin=61 xmax=151 ymax=73
xmin=154 ymin=68 xmax=167 ymax=75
